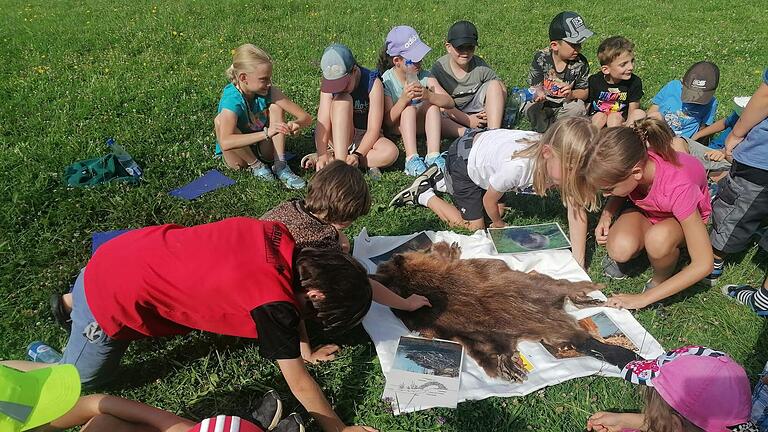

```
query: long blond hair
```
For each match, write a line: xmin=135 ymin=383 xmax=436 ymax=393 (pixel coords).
xmin=514 ymin=117 xmax=600 ymax=211
xmin=582 ymin=117 xmax=678 ymax=196
xmin=225 ymin=44 xmax=273 ymax=85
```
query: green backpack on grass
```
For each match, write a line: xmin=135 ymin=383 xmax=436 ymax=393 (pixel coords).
xmin=63 ymin=153 xmax=140 ymax=187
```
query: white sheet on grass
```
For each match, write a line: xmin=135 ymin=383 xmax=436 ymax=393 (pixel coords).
xmin=354 ymin=228 xmax=665 ymax=410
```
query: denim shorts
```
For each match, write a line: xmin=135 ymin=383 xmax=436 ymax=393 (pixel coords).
xmin=60 ymin=268 xmax=130 ymax=389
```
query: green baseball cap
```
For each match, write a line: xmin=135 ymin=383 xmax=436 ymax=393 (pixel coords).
xmin=0 ymin=364 xmax=81 ymax=432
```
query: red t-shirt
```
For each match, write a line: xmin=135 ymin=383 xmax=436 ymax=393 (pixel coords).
xmin=84 ymin=217 xmax=299 ymax=343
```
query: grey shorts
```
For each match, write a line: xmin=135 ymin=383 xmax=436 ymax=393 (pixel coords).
xmin=710 ymin=162 xmax=768 ymax=253
xmin=60 ymin=268 xmax=130 ymax=389
xmin=457 ymin=81 xmax=493 ymax=114
xmin=681 ymin=136 xmax=731 ymax=173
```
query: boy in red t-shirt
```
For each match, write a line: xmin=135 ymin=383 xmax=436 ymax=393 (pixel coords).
xmin=50 ymin=217 xmax=375 ymax=432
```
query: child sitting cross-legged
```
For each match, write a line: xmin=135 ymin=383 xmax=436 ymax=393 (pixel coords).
xmin=586 ymin=118 xmax=714 ymax=310
xmin=587 ymin=36 xmax=646 ymax=128
xmin=389 ymin=117 xmax=599 ymax=269
xmin=262 ymin=159 xmax=431 ymax=312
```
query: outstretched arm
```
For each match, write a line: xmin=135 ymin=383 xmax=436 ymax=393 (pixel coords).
xmin=370 ymin=277 xmax=431 ymax=311
xmin=567 ymin=200 xmax=588 ymax=268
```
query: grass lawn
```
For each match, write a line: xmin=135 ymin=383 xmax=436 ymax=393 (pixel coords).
xmin=2 ymin=0 xmax=767 ymax=430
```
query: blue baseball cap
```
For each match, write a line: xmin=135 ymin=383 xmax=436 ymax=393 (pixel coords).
xmin=320 ymin=44 xmax=356 ymax=93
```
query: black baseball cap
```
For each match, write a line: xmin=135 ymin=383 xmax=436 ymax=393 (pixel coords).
xmin=447 ymin=20 xmax=478 ymax=47
xmin=549 ymin=11 xmax=594 ymax=44
xmin=682 ymin=61 xmax=720 ymax=104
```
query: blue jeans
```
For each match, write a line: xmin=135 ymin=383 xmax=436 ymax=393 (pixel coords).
xmin=60 ymin=268 xmax=130 ymax=389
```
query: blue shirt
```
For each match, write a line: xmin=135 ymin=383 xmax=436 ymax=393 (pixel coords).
xmin=652 ymin=80 xmax=718 ymax=138
xmin=215 ymin=83 xmax=271 ymax=154
xmin=709 ymin=111 xmax=740 ymax=149
xmin=733 ymin=68 xmax=768 ymax=170
xmin=348 ymin=67 xmax=379 ymax=130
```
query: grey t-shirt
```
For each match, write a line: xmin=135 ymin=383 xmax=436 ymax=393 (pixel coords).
xmin=431 ymin=54 xmax=500 ymax=109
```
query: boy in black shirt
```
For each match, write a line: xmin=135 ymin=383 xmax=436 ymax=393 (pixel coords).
xmin=525 ymin=11 xmax=593 ymax=133
xmin=587 ymin=36 xmax=646 ymax=128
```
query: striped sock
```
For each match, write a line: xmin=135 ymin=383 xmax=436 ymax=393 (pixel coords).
xmin=708 ymin=258 xmax=724 ymax=279
xmin=730 ymin=285 xmax=768 ymax=315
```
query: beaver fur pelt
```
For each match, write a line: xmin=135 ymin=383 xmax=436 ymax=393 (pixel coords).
xmin=374 ymin=242 xmax=639 ymax=382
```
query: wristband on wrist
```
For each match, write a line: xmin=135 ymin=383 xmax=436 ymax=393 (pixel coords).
xmin=352 ymin=150 xmax=364 ymax=160
xmin=264 ymin=126 xmax=270 ymax=139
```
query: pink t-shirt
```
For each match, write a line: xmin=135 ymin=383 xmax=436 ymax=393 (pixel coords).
xmin=629 ymin=151 xmax=711 ymax=224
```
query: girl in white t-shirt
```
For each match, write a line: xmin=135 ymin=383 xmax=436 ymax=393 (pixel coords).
xmin=390 ymin=117 xmax=599 ymax=268
xmin=377 ymin=26 xmax=456 ymax=176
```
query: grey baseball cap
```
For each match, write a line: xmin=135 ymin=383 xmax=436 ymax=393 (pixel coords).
xmin=549 ymin=11 xmax=594 ymax=44
xmin=320 ymin=44 xmax=356 ymax=93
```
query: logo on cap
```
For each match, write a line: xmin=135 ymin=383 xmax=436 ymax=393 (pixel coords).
xmin=404 ymin=34 xmax=419 ymax=49
xmin=692 ymin=79 xmax=707 ymax=88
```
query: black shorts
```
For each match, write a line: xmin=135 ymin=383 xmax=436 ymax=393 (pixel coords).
xmin=444 ymin=129 xmax=490 ymax=221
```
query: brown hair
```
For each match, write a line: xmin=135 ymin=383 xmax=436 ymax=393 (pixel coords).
xmin=304 ymin=159 xmax=371 ymax=224
xmin=597 ymin=36 xmax=635 ymax=65
xmin=294 ymin=248 xmax=372 ymax=334
xmin=582 ymin=117 xmax=678 ymax=194
xmin=376 ymin=43 xmax=395 ymax=74
xmin=514 ymin=117 xmax=601 ymax=211
xmin=225 ymin=44 xmax=272 ymax=85
xmin=642 ymin=387 xmax=703 ymax=432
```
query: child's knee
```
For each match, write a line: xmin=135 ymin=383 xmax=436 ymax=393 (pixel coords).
xmin=486 ymin=79 xmax=506 ymax=95
xmin=644 ymin=226 xmax=680 ymax=259
xmin=672 ymin=136 xmax=690 ymax=153
xmin=606 ymin=235 xmax=641 ymax=263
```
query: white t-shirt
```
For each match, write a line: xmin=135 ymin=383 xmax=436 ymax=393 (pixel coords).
xmin=466 ymin=129 xmax=538 ymax=192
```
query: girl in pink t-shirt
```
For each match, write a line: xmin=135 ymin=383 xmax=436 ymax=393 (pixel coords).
xmin=582 ymin=118 xmax=713 ymax=310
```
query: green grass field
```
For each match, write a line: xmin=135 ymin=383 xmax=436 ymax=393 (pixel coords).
xmin=2 ymin=0 xmax=767 ymax=430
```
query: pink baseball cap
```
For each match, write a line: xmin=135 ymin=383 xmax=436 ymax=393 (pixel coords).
xmin=385 ymin=26 xmax=431 ymax=62
xmin=622 ymin=346 xmax=754 ymax=431
xmin=188 ymin=416 xmax=265 ymax=432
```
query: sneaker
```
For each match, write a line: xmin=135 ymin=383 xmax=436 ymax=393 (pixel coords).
xmin=273 ymin=414 xmax=305 ymax=432
xmin=389 ymin=164 xmax=440 ymax=207
xmin=368 ymin=166 xmax=382 ymax=181
xmin=424 ymin=152 xmax=447 ymax=172
xmin=250 ymin=164 xmax=276 ymax=181
xmin=50 ymin=294 xmax=71 ymax=334
xmin=602 ymin=255 xmax=628 ymax=280
xmin=704 ymin=258 xmax=724 ymax=285
xmin=274 ymin=164 xmax=306 ymax=189
xmin=404 ymin=155 xmax=428 ymax=176
xmin=251 ymin=390 xmax=283 ymax=431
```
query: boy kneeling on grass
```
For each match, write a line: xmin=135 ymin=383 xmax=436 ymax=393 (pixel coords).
xmin=48 ymin=218 xmax=376 ymax=432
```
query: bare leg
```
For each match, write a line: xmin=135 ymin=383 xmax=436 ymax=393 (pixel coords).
xmin=644 ymin=218 xmax=685 ymax=286
xmin=606 ymin=209 xmax=652 ymax=263
xmin=424 ymin=196 xmax=485 ymax=230
xmin=424 ymin=103 xmax=442 ymax=155
xmin=606 ymin=112 xmax=625 ymax=127
xmin=216 ymin=127 xmax=259 ymax=169
xmin=330 ymin=93 xmax=353 ymax=160
xmin=364 ymin=136 xmax=399 ymax=169
xmin=399 ymin=105 xmax=420 ymax=159
xmin=624 ymin=109 xmax=647 ymax=126
xmin=591 ymin=112 xmax=608 ymax=128
xmin=63 ymin=293 xmax=73 ymax=312
xmin=440 ymin=114 xmax=466 ymax=139
xmin=672 ymin=136 xmax=690 ymax=153
xmin=484 ymin=80 xmax=507 ymax=129
xmin=268 ymin=103 xmax=286 ymax=162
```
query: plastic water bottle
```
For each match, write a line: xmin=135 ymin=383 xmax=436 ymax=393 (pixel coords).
xmin=404 ymin=60 xmax=421 ymax=107
xmin=503 ymin=87 xmax=541 ymax=129
xmin=27 ymin=341 xmax=63 ymax=364
xmin=107 ymin=138 xmax=143 ymax=178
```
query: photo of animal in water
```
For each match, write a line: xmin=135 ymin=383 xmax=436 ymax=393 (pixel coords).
xmin=392 ymin=336 xmax=464 ymax=378
xmin=369 ymin=232 xmax=433 ymax=266
xmin=374 ymin=242 xmax=639 ymax=383
xmin=544 ymin=312 xmax=639 ymax=359
xmin=488 ymin=223 xmax=570 ymax=254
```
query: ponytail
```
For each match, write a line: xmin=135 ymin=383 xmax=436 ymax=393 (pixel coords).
xmin=632 ymin=117 xmax=678 ymax=165
xmin=376 ymin=43 xmax=394 ymax=73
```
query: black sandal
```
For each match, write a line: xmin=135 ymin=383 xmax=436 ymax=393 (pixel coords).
xmin=50 ymin=293 xmax=72 ymax=334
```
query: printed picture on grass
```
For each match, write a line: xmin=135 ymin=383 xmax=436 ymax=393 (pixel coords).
xmin=368 ymin=232 xmax=433 ymax=266
xmin=392 ymin=335 xmax=464 ymax=378
xmin=383 ymin=336 xmax=464 ymax=414
xmin=488 ymin=222 xmax=570 ymax=254
xmin=544 ymin=312 xmax=639 ymax=359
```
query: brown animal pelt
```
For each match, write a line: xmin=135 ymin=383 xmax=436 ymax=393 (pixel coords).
xmin=374 ymin=242 xmax=638 ymax=382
